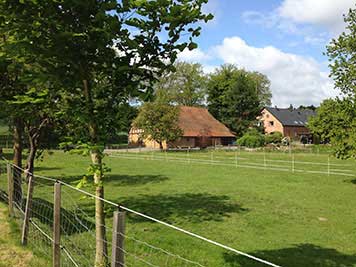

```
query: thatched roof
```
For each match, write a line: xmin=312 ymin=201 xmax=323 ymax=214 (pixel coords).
xmin=178 ymin=106 xmax=235 ymax=137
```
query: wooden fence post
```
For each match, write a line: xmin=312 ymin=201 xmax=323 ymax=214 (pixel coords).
xmin=7 ymin=163 xmax=14 ymax=217
xmin=53 ymin=182 xmax=61 ymax=267
xmin=111 ymin=210 xmax=126 ymax=267
xmin=21 ymin=174 xmax=34 ymax=245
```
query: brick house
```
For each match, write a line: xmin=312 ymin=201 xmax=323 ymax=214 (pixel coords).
xmin=129 ymin=106 xmax=235 ymax=149
xmin=259 ymin=107 xmax=316 ymax=140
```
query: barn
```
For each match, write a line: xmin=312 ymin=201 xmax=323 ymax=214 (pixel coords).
xmin=129 ymin=106 xmax=235 ymax=149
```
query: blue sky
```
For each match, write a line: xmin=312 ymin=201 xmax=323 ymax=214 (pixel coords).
xmin=178 ymin=0 xmax=355 ymax=107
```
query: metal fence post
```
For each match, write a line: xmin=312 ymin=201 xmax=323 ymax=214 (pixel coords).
xmin=7 ymin=163 xmax=14 ymax=217
xmin=21 ymin=174 xmax=34 ymax=245
xmin=111 ymin=210 xmax=126 ymax=267
xmin=53 ymin=182 xmax=61 ymax=267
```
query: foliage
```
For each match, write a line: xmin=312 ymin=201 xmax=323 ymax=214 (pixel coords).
xmin=308 ymin=98 xmax=356 ymax=159
xmin=236 ymin=129 xmax=265 ymax=148
xmin=248 ymin=71 xmax=272 ymax=107
xmin=133 ymin=103 xmax=183 ymax=149
xmin=265 ymin=132 xmax=283 ymax=144
xmin=154 ymin=61 xmax=207 ymax=106
xmin=207 ymin=65 xmax=271 ymax=136
xmin=314 ymin=6 xmax=356 ymax=159
xmin=327 ymin=6 xmax=356 ymax=97
xmin=1 ymin=0 xmax=212 ymax=264
xmin=298 ymin=105 xmax=317 ymax=111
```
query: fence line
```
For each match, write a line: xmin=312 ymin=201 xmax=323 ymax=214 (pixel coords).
xmin=0 ymin=157 xmax=282 ymax=267
xmin=108 ymin=153 xmax=356 ymax=178
xmin=110 ymin=149 xmax=354 ymax=167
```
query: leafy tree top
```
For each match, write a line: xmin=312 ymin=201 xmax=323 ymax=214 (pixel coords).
xmin=327 ymin=6 xmax=356 ymax=98
xmin=133 ymin=102 xmax=183 ymax=148
xmin=154 ymin=61 xmax=207 ymax=106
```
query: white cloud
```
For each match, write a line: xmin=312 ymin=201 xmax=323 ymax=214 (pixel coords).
xmin=178 ymin=48 xmax=211 ymax=63
xmin=278 ymin=0 xmax=354 ymax=33
xmin=213 ymin=37 xmax=338 ymax=107
xmin=242 ymin=0 xmax=355 ymax=46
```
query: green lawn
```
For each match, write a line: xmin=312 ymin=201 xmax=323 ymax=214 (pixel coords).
xmin=0 ymin=202 xmax=48 ymax=267
xmin=1 ymin=149 xmax=356 ymax=267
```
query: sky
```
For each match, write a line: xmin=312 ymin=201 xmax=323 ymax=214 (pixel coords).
xmin=177 ymin=0 xmax=355 ymax=107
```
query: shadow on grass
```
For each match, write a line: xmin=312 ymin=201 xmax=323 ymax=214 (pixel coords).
xmin=54 ymin=174 xmax=169 ymax=187
xmin=0 ymin=151 xmax=13 ymax=161
xmin=105 ymin=174 xmax=168 ymax=186
xmin=349 ymin=179 xmax=356 ymax=185
xmin=115 ymin=193 xmax=248 ymax=223
xmin=30 ymin=197 xmax=95 ymax=235
xmin=223 ymin=244 xmax=356 ymax=267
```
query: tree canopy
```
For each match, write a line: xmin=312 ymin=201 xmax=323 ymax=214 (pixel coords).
xmin=309 ymin=6 xmax=356 ymax=159
xmin=154 ymin=61 xmax=207 ymax=106
xmin=1 ymin=0 xmax=212 ymax=265
xmin=133 ymin=102 xmax=183 ymax=149
xmin=207 ymin=64 xmax=271 ymax=136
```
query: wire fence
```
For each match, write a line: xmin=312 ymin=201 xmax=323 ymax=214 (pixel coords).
xmin=0 ymin=157 xmax=281 ymax=267
xmin=106 ymin=150 xmax=356 ymax=178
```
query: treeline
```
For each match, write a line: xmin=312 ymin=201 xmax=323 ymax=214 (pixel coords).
xmin=134 ymin=62 xmax=272 ymax=143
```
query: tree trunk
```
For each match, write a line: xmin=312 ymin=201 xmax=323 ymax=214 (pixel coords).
xmin=91 ymin=151 xmax=108 ymax=267
xmin=83 ymin=79 xmax=108 ymax=267
xmin=26 ymin=132 xmax=38 ymax=178
xmin=12 ymin=117 xmax=23 ymax=205
xmin=159 ymin=141 xmax=163 ymax=150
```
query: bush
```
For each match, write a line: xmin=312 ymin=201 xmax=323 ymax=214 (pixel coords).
xmin=265 ymin=132 xmax=283 ymax=144
xmin=237 ymin=129 xmax=265 ymax=148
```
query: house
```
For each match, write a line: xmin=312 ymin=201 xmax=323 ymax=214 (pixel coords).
xmin=129 ymin=106 xmax=236 ymax=149
xmin=259 ymin=107 xmax=316 ymax=140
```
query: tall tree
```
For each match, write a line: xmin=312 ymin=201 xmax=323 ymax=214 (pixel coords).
xmin=133 ymin=103 xmax=183 ymax=149
xmin=309 ymin=5 xmax=356 ymax=159
xmin=1 ymin=1 xmax=212 ymax=265
xmin=327 ymin=6 xmax=356 ymax=98
xmin=248 ymin=71 xmax=272 ymax=107
xmin=0 ymin=28 xmax=53 ymax=203
xmin=0 ymin=54 xmax=24 ymax=203
xmin=155 ymin=61 xmax=207 ymax=106
xmin=207 ymin=64 xmax=269 ymax=136
xmin=308 ymin=98 xmax=355 ymax=159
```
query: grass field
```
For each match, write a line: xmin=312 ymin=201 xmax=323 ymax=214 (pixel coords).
xmin=0 ymin=202 xmax=48 ymax=267
xmin=1 ymin=149 xmax=356 ymax=267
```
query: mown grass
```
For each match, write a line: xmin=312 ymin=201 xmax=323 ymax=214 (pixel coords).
xmin=0 ymin=202 xmax=49 ymax=267
xmin=1 ymin=149 xmax=356 ymax=266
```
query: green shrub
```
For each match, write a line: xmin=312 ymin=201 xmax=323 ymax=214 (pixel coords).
xmin=265 ymin=132 xmax=283 ymax=144
xmin=237 ymin=129 xmax=265 ymax=148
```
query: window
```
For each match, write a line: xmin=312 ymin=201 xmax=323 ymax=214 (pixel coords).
xmin=269 ymin=121 xmax=274 ymax=126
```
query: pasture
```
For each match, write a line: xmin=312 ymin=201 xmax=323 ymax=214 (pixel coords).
xmin=1 ymin=149 xmax=356 ymax=267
